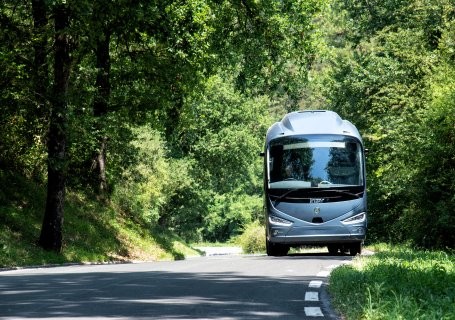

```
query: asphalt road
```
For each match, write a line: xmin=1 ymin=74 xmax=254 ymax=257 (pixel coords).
xmin=0 ymin=252 xmax=354 ymax=319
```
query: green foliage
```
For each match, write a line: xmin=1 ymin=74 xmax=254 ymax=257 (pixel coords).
xmin=0 ymin=170 xmax=46 ymax=266
xmin=1 ymin=0 xmax=324 ymax=248
xmin=329 ymin=244 xmax=455 ymax=319
xmin=160 ymin=75 xmax=273 ymax=242
xmin=0 ymin=169 xmax=198 ymax=268
xmin=111 ymin=127 xmax=194 ymax=226
xmin=237 ymin=221 xmax=266 ymax=254
xmin=339 ymin=0 xmax=448 ymax=48
xmin=209 ymin=0 xmax=324 ymax=97
xmin=203 ymin=194 xmax=263 ymax=242
xmin=178 ymin=75 xmax=272 ymax=191
xmin=400 ymin=61 xmax=455 ymax=249
xmin=0 ymin=1 xmax=49 ymax=181
xmin=314 ymin=0 xmax=455 ymax=249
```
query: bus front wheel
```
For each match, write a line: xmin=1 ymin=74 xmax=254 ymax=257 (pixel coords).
xmin=266 ymin=239 xmax=289 ymax=256
xmin=349 ymin=242 xmax=362 ymax=256
xmin=327 ymin=244 xmax=339 ymax=255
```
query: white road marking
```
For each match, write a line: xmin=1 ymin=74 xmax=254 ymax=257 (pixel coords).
xmin=194 ymin=247 xmax=242 ymax=256
xmin=309 ymin=280 xmax=323 ymax=288
xmin=305 ymin=291 xmax=319 ymax=301
xmin=304 ymin=306 xmax=324 ymax=317
xmin=304 ymin=264 xmax=345 ymax=318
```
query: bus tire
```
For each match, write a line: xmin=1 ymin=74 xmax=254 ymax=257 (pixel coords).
xmin=327 ymin=244 xmax=339 ymax=255
xmin=266 ymin=239 xmax=289 ymax=256
xmin=349 ymin=242 xmax=362 ymax=256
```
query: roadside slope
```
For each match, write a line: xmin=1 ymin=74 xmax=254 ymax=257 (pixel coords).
xmin=0 ymin=171 xmax=199 ymax=269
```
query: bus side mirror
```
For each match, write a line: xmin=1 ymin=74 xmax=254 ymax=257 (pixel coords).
xmin=259 ymin=152 xmax=265 ymax=157
xmin=364 ymin=148 xmax=369 ymax=157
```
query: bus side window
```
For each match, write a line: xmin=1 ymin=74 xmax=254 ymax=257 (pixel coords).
xmin=269 ymin=145 xmax=283 ymax=182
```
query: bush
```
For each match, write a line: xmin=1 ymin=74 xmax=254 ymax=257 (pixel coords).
xmin=238 ymin=221 xmax=265 ymax=254
xmin=202 ymin=194 xmax=262 ymax=242
xmin=111 ymin=127 xmax=193 ymax=225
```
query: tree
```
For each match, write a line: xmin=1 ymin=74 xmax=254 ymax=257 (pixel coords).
xmin=315 ymin=0 xmax=454 ymax=248
xmin=38 ymin=2 xmax=71 ymax=251
xmin=1 ymin=1 xmax=48 ymax=179
xmin=159 ymin=75 xmax=273 ymax=241
xmin=1 ymin=0 xmax=325 ymax=249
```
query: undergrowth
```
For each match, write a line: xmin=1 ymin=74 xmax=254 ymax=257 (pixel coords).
xmin=329 ymin=244 xmax=455 ymax=320
xmin=0 ymin=170 xmax=198 ymax=269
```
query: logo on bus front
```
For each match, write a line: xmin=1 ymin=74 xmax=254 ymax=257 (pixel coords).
xmin=310 ymin=198 xmax=325 ymax=204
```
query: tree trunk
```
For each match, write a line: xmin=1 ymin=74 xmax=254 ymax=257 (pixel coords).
xmin=39 ymin=4 xmax=71 ymax=252
xmin=92 ymin=29 xmax=111 ymax=199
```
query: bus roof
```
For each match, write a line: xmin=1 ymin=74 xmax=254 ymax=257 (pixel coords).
xmin=266 ymin=110 xmax=362 ymax=144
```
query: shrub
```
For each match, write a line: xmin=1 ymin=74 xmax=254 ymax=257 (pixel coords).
xmin=238 ymin=221 xmax=265 ymax=254
xmin=111 ymin=127 xmax=193 ymax=226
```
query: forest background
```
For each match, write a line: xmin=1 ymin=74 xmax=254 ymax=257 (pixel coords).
xmin=1 ymin=0 xmax=454 ymax=260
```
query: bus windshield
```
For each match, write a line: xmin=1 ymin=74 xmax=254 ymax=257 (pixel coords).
xmin=268 ymin=135 xmax=364 ymax=189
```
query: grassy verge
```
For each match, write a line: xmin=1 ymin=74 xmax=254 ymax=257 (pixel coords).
xmin=0 ymin=171 xmax=199 ymax=269
xmin=329 ymin=244 xmax=455 ymax=320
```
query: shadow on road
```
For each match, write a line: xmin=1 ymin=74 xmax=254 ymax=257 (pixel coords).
xmin=0 ymin=256 xmax=346 ymax=319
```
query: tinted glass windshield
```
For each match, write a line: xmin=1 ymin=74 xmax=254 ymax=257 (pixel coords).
xmin=268 ymin=135 xmax=364 ymax=189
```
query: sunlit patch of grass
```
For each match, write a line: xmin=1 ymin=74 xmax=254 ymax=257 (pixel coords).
xmin=329 ymin=244 xmax=455 ymax=319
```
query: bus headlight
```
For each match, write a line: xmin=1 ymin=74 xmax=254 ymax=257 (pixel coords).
xmin=269 ymin=215 xmax=293 ymax=226
xmin=341 ymin=212 xmax=366 ymax=225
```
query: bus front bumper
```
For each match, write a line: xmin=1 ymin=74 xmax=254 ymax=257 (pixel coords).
xmin=268 ymin=225 xmax=366 ymax=245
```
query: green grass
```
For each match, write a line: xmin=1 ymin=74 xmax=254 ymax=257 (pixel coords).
xmin=0 ymin=170 xmax=199 ymax=269
xmin=329 ymin=244 xmax=455 ymax=320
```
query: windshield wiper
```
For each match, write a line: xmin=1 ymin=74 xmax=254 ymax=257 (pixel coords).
xmin=271 ymin=188 xmax=302 ymax=203
xmin=271 ymin=189 xmax=363 ymax=204
xmin=313 ymin=189 xmax=362 ymax=199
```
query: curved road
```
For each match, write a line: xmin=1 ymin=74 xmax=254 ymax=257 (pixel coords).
xmin=0 ymin=252 xmax=353 ymax=319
